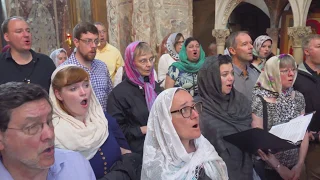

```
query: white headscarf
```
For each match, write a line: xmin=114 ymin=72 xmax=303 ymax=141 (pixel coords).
xmin=49 ymin=48 xmax=68 ymax=66
xmin=141 ymin=88 xmax=228 ymax=180
xmin=49 ymin=64 xmax=108 ymax=160
xmin=166 ymin=33 xmax=180 ymax=60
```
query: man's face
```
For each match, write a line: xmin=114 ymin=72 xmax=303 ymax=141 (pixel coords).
xmin=95 ymin=24 xmax=107 ymax=46
xmin=230 ymin=33 xmax=253 ymax=62
xmin=3 ymin=19 xmax=32 ymax=52
xmin=0 ymin=98 xmax=55 ymax=170
xmin=74 ymin=32 xmax=99 ymax=62
xmin=305 ymin=38 xmax=320 ymax=65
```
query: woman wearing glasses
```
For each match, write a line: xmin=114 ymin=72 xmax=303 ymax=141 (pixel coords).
xmin=252 ymin=54 xmax=308 ymax=180
xmin=165 ymin=37 xmax=205 ymax=96
xmin=158 ymin=33 xmax=184 ymax=88
xmin=107 ymin=41 xmax=159 ymax=155
xmin=141 ymin=88 xmax=228 ymax=180
xmin=49 ymin=65 xmax=142 ymax=179
xmin=198 ymin=55 xmax=254 ymax=180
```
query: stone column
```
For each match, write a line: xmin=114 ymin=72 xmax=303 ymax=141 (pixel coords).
xmin=266 ymin=28 xmax=280 ymax=55
xmin=288 ymin=26 xmax=312 ymax=64
xmin=212 ymin=29 xmax=230 ymax=55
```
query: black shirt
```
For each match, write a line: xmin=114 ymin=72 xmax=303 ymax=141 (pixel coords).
xmin=304 ymin=62 xmax=320 ymax=81
xmin=0 ymin=49 xmax=56 ymax=92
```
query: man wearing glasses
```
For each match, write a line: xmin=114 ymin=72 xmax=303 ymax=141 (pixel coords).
xmin=0 ymin=82 xmax=95 ymax=180
xmin=94 ymin=22 xmax=124 ymax=85
xmin=0 ymin=16 xmax=56 ymax=92
xmin=61 ymin=22 xmax=112 ymax=111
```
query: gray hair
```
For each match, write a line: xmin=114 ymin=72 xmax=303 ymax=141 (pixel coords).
xmin=1 ymin=16 xmax=25 ymax=34
xmin=225 ymin=31 xmax=249 ymax=49
xmin=279 ymin=54 xmax=296 ymax=69
xmin=0 ymin=82 xmax=51 ymax=132
xmin=302 ymin=34 xmax=320 ymax=51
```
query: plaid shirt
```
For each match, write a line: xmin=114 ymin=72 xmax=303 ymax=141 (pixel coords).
xmin=62 ymin=53 xmax=112 ymax=111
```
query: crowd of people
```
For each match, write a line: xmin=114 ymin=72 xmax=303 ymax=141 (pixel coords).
xmin=0 ymin=15 xmax=320 ymax=180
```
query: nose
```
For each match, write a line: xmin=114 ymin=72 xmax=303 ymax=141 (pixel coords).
xmin=23 ymin=30 xmax=30 ymax=37
xmin=288 ymin=69 xmax=295 ymax=76
xmin=190 ymin=108 xmax=199 ymax=119
xmin=79 ymin=87 xmax=86 ymax=96
xmin=40 ymin=124 xmax=54 ymax=142
xmin=249 ymin=43 xmax=253 ymax=49
xmin=146 ymin=60 xmax=152 ymax=67
xmin=228 ymin=74 xmax=234 ymax=81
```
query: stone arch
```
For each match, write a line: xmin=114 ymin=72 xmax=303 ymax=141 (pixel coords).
xmin=215 ymin=0 xmax=269 ymax=29
xmin=288 ymin=0 xmax=312 ymax=27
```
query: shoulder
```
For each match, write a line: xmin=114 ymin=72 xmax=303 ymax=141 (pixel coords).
xmin=294 ymin=90 xmax=305 ymax=100
xmin=108 ymin=44 xmax=120 ymax=52
xmin=110 ymin=80 xmax=132 ymax=96
xmin=93 ymin=59 xmax=106 ymax=66
xmin=54 ymin=148 xmax=86 ymax=162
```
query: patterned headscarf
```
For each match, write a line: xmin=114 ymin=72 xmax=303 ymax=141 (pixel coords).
xmin=171 ymin=39 xmax=206 ymax=73
xmin=50 ymin=48 xmax=68 ymax=66
xmin=124 ymin=41 xmax=157 ymax=110
xmin=166 ymin=33 xmax=180 ymax=60
xmin=255 ymin=54 xmax=297 ymax=95
xmin=252 ymin=35 xmax=272 ymax=58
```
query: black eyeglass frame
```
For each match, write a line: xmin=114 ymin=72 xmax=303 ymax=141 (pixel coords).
xmin=170 ymin=102 xmax=202 ymax=118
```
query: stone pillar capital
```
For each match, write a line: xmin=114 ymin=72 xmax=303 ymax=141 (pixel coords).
xmin=288 ymin=26 xmax=312 ymax=47
xmin=212 ymin=29 xmax=230 ymax=45
xmin=266 ymin=28 xmax=280 ymax=38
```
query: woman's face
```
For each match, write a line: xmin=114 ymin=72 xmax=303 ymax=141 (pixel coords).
xmin=133 ymin=52 xmax=154 ymax=77
xmin=54 ymin=80 xmax=91 ymax=118
xmin=220 ymin=63 xmax=234 ymax=95
xmin=170 ymin=90 xmax=201 ymax=141
xmin=280 ymin=64 xmax=297 ymax=90
xmin=57 ymin=52 xmax=68 ymax=66
xmin=259 ymin=40 xmax=272 ymax=59
xmin=186 ymin=40 xmax=200 ymax=62
xmin=174 ymin=36 xmax=184 ymax=54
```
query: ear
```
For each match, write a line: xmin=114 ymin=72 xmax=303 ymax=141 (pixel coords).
xmin=3 ymin=33 xmax=9 ymax=42
xmin=73 ymin=38 xmax=79 ymax=48
xmin=304 ymin=48 xmax=310 ymax=56
xmin=54 ymin=89 xmax=63 ymax=101
xmin=228 ymin=46 xmax=236 ymax=56
xmin=0 ymin=132 xmax=5 ymax=151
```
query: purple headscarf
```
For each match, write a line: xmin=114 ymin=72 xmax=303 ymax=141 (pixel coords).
xmin=124 ymin=41 xmax=157 ymax=110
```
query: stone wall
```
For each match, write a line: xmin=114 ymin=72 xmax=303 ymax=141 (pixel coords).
xmin=5 ymin=0 xmax=71 ymax=56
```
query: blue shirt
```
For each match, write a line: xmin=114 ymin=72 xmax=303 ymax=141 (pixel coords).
xmin=0 ymin=148 xmax=96 ymax=180
xmin=61 ymin=53 xmax=113 ymax=111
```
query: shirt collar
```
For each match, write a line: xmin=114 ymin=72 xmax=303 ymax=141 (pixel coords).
xmin=304 ymin=61 xmax=320 ymax=76
xmin=97 ymin=43 xmax=109 ymax=53
xmin=4 ymin=49 xmax=39 ymax=63
xmin=233 ymin=63 xmax=249 ymax=76
xmin=69 ymin=53 xmax=98 ymax=71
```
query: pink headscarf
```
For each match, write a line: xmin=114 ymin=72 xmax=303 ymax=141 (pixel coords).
xmin=124 ymin=41 xmax=157 ymax=110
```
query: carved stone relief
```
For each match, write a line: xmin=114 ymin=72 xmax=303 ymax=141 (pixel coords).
xmin=288 ymin=26 xmax=311 ymax=47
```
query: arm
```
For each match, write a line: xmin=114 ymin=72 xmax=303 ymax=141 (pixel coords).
xmin=251 ymin=113 xmax=263 ymax=129
xmin=251 ymin=94 xmax=264 ymax=129
xmin=165 ymin=75 xmax=175 ymax=89
xmin=113 ymin=67 xmax=123 ymax=88
xmin=157 ymin=55 xmax=167 ymax=87
xmin=115 ymin=52 xmax=124 ymax=75
xmin=107 ymin=92 xmax=145 ymax=143
xmin=291 ymin=132 xmax=309 ymax=180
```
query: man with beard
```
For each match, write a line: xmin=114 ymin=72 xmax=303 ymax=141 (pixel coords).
xmin=0 ymin=82 xmax=95 ymax=180
xmin=62 ymin=22 xmax=112 ymax=111
xmin=0 ymin=16 xmax=56 ymax=92
xmin=226 ymin=31 xmax=259 ymax=100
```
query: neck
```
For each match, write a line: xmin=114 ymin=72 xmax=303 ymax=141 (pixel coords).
xmin=75 ymin=52 xmax=91 ymax=69
xmin=97 ymin=42 xmax=107 ymax=51
xmin=10 ymin=49 xmax=32 ymax=65
xmin=181 ymin=139 xmax=196 ymax=153
xmin=232 ymin=57 xmax=248 ymax=71
xmin=305 ymin=58 xmax=320 ymax=73
xmin=2 ymin=156 xmax=49 ymax=180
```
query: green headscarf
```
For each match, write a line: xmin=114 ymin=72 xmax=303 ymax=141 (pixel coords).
xmin=171 ymin=40 xmax=206 ymax=73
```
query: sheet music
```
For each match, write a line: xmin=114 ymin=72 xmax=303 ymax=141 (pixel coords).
xmin=269 ymin=113 xmax=313 ymax=143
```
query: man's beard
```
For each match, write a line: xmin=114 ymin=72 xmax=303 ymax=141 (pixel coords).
xmin=78 ymin=50 xmax=96 ymax=62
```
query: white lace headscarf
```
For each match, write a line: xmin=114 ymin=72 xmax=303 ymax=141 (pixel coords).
xmin=49 ymin=64 xmax=108 ymax=160
xmin=166 ymin=33 xmax=180 ymax=60
xmin=49 ymin=48 xmax=68 ymax=66
xmin=141 ymin=88 xmax=228 ymax=180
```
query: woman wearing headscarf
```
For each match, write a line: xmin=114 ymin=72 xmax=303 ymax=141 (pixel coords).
xmin=107 ymin=41 xmax=159 ymax=155
xmin=50 ymin=48 xmax=68 ymax=66
xmin=165 ymin=37 xmax=205 ymax=96
xmin=142 ymin=87 xmax=228 ymax=180
xmin=158 ymin=33 xmax=184 ymax=88
xmin=252 ymin=54 xmax=308 ymax=180
xmin=49 ymin=65 xmax=137 ymax=179
xmin=251 ymin=35 xmax=273 ymax=72
xmin=198 ymin=55 xmax=253 ymax=180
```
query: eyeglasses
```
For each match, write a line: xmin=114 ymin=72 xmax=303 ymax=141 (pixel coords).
xmin=171 ymin=102 xmax=202 ymax=118
xmin=79 ymin=39 xmax=99 ymax=46
xmin=280 ymin=68 xmax=297 ymax=75
xmin=138 ymin=57 xmax=155 ymax=65
xmin=6 ymin=119 xmax=54 ymax=135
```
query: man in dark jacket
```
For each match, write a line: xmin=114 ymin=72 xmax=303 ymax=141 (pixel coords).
xmin=294 ymin=34 xmax=320 ymax=180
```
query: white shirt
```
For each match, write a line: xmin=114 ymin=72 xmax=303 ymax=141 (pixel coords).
xmin=157 ymin=54 xmax=176 ymax=88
